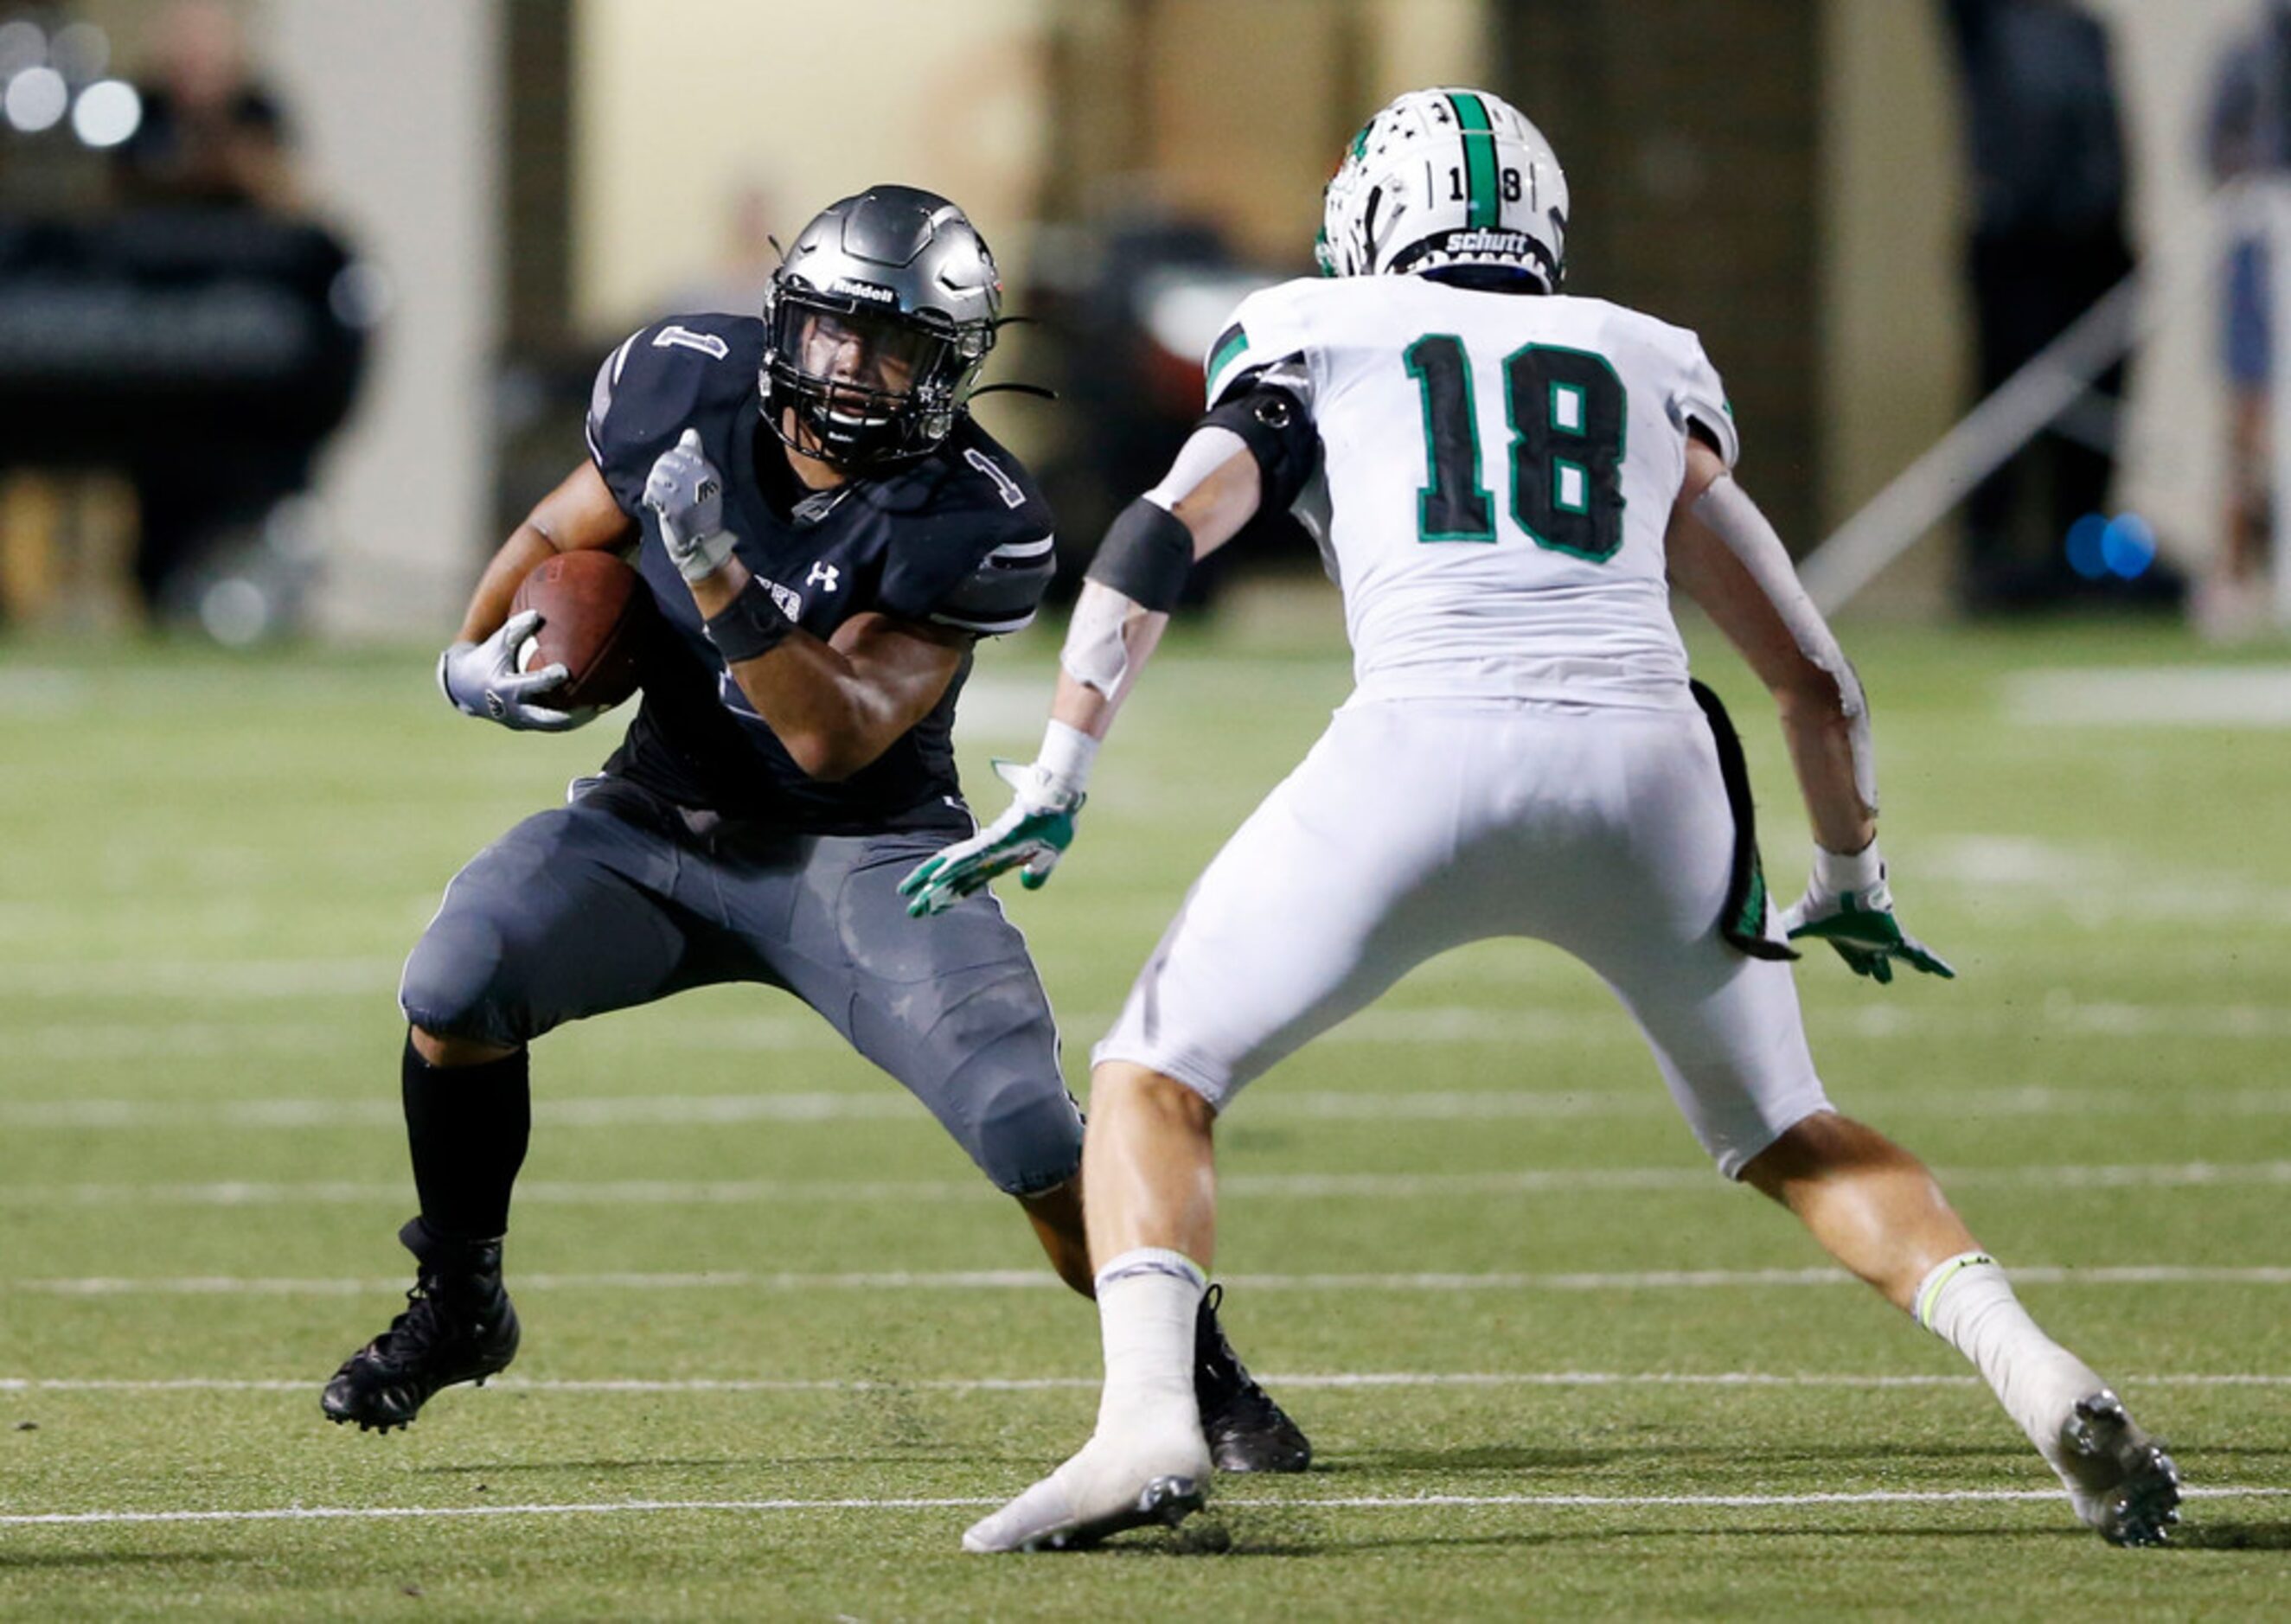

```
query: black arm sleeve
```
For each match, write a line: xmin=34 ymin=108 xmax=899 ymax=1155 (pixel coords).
xmin=1082 ymin=498 xmax=1193 ymax=611
xmin=1200 ymin=378 xmax=1320 ymax=512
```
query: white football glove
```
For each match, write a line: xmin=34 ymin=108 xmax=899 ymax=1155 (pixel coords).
xmin=436 ymin=609 xmax=598 ymax=732
xmin=1777 ymin=842 xmax=1955 ymax=984
xmin=643 ymin=428 xmax=738 ymax=582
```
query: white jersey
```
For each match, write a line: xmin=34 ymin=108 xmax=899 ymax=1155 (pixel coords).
xmin=1206 ymin=276 xmax=1739 ymax=710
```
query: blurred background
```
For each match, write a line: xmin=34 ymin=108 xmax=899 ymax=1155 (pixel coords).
xmin=0 ymin=0 xmax=2282 ymax=643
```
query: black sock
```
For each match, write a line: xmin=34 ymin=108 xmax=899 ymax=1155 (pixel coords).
xmin=401 ymin=1034 xmax=530 ymax=1245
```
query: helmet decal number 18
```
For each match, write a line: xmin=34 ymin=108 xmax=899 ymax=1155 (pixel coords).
xmin=1404 ymin=334 xmax=1627 ymax=561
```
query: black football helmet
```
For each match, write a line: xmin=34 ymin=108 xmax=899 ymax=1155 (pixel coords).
xmin=759 ymin=184 xmax=1002 ymax=470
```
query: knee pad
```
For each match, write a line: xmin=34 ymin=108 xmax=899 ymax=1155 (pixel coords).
xmin=930 ymin=976 xmax=1084 ymax=1195
xmin=399 ymin=916 xmax=525 ymax=1049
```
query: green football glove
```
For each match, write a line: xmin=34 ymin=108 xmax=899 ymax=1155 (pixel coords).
xmin=900 ymin=758 xmax=1085 ymax=917
xmin=1778 ymin=843 xmax=1955 ymax=985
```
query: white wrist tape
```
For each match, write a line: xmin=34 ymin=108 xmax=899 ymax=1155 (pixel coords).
xmin=1034 ymin=718 xmax=1098 ymax=801
xmin=1059 ymin=580 xmax=1143 ymax=699
xmin=1812 ymin=840 xmax=1885 ymax=897
xmin=1691 ymin=474 xmax=1878 ymax=812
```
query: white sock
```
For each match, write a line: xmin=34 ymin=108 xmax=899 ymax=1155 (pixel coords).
xmin=1914 ymin=1251 xmax=2102 ymax=1450
xmin=1091 ymin=1247 xmax=1206 ymax=1441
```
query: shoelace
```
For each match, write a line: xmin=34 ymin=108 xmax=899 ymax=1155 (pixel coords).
xmin=1196 ymin=1283 xmax=1262 ymax=1403
xmin=378 ymin=1283 xmax=449 ymax=1362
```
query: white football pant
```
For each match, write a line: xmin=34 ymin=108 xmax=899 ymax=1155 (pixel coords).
xmin=1094 ymin=698 xmax=1831 ymax=1177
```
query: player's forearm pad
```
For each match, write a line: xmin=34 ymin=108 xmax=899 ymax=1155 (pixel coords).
xmin=704 ymin=576 xmax=796 ymax=663
xmin=1084 ymin=496 xmax=1193 ymax=614
xmin=1201 ymin=383 xmax=1320 ymax=511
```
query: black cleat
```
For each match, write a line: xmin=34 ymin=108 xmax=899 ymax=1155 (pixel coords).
xmin=322 ymin=1218 xmax=521 ymax=1433
xmin=1194 ymin=1282 xmax=1311 ymax=1474
xmin=2050 ymin=1390 xmax=2183 ymax=1547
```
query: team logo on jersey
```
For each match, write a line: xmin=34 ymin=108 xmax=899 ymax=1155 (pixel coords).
xmin=754 ymin=576 xmax=804 ymax=619
xmin=806 ymin=561 xmax=841 ymax=592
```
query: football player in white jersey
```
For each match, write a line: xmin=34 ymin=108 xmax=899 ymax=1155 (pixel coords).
xmin=903 ymin=87 xmax=2180 ymax=1552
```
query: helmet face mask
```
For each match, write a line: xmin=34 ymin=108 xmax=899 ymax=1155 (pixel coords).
xmin=1319 ymin=87 xmax=1569 ymax=294
xmin=761 ymin=184 xmax=1001 ymax=471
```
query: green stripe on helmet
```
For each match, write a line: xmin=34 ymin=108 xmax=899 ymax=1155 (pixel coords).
xmin=1450 ymin=92 xmax=1500 ymax=231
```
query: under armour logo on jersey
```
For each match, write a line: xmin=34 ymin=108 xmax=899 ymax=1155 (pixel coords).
xmin=806 ymin=562 xmax=841 ymax=592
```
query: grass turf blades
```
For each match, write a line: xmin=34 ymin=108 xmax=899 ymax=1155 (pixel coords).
xmin=1 ymin=616 xmax=2287 ymax=1617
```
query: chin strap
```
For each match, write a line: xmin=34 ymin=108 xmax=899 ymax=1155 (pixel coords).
xmin=1691 ymin=474 xmax=1878 ymax=814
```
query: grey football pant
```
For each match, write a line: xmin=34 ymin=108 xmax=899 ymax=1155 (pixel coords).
xmin=399 ymin=775 xmax=1084 ymax=1196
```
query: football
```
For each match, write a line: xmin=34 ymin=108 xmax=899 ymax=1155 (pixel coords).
xmin=506 ymin=549 xmax=651 ymax=712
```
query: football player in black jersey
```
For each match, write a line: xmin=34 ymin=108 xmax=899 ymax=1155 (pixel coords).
xmin=319 ymin=185 xmax=1309 ymax=1474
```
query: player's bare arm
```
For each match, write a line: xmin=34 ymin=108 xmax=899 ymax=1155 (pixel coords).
xmin=899 ymin=430 xmax=1265 ymax=913
xmin=455 ymin=459 xmax=634 ymax=643
xmin=637 ymin=425 xmax=969 ymax=780
xmin=436 ymin=460 xmax=637 ymax=733
xmin=1053 ymin=432 xmax=1264 ymax=738
xmin=1663 ymin=435 xmax=1950 ymax=982
xmin=1664 ymin=435 xmax=1872 ymax=856
xmin=694 ymin=576 xmax=970 ymax=782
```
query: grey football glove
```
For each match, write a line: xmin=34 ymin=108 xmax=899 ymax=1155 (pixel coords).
xmin=436 ymin=609 xmax=597 ymax=732
xmin=1778 ymin=842 xmax=1955 ymax=985
xmin=643 ymin=427 xmax=739 ymax=582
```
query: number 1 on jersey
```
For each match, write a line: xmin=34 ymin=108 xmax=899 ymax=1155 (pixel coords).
xmin=1405 ymin=334 xmax=1627 ymax=561
xmin=1403 ymin=335 xmax=1495 ymax=541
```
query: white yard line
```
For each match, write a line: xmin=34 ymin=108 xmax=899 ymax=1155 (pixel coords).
xmin=12 ymin=1264 xmax=2291 ymax=1296
xmin=2003 ymin=665 xmax=2291 ymax=728
xmin=0 ymin=1486 xmax=2282 ymax=1529
xmin=11 ymin=988 xmax=2291 ymax=1049
xmin=7 ymin=1160 xmax=2291 ymax=1209
xmin=8 ymin=1081 xmax=2291 ymax=1131
xmin=5 ymin=1371 xmax=2288 ymax=1395
xmin=1 ymin=959 xmax=403 ymax=1000
xmin=1924 ymin=834 xmax=2291 ymax=927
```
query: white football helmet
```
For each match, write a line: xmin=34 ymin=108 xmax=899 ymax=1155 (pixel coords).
xmin=1317 ymin=87 xmax=1569 ymax=292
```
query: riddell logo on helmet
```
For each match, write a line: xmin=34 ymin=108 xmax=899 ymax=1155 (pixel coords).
xmin=833 ymin=278 xmax=899 ymax=304
xmin=1443 ymin=229 xmax=1536 ymax=256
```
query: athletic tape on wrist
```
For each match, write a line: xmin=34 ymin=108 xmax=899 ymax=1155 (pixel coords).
xmin=1812 ymin=841 xmax=1885 ymax=898
xmin=1035 ymin=719 xmax=1098 ymax=797
xmin=703 ymin=576 xmax=796 ymax=663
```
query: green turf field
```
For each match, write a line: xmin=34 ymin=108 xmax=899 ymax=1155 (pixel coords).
xmin=2 ymin=611 xmax=2287 ymax=1619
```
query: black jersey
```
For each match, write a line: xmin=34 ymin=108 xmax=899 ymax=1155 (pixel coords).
xmin=583 ymin=313 xmax=1055 ymax=834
